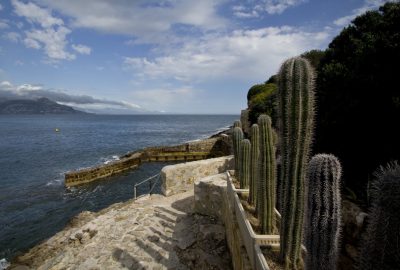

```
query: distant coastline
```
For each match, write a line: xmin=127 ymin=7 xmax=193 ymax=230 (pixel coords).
xmin=0 ymin=97 xmax=86 ymax=114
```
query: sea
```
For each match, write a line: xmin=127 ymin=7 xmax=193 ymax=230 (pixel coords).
xmin=0 ymin=114 xmax=237 ymax=261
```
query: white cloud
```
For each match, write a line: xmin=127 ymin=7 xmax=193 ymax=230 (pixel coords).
xmin=233 ymin=0 xmax=307 ymax=18
xmin=17 ymin=83 xmax=43 ymax=91
xmin=34 ymin=0 xmax=227 ymax=43
xmin=0 ymin=80 xmax=143 ymax=112
xmin=23 ymin=37 xmax=41 ymax=49
xmin=0 ymin=81 xmax=13 ymax=88
xmin=333 ymin=0 xmax=391 ymax=27
xmin=25 ymin=26 xmax=75 ymax=60
xmin=14 ymin=60 xmax=24 ymax=66
xmin=12 ymin=0 xmax=63 ymax=28
xmin=0 ymin=19 xmax=9 ymax=29
xmin=16 ymin=21 xmax=24 ymax=29
xmin=262 ymin=0 xmax=307 ymax=14
xmin=71 ymin=44 xmax=91 ymax=55
xmin=124 ymin=26 xmax=331 ymax=83
xmin=11 ymin=0 xmax=91 ymax=62
xmin=3 ymin=32 xmax=21 ymax=42
xmin=131 ymin=87 xmax=196 ymax=111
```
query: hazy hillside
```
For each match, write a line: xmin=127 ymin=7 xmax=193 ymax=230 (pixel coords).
xmin=0 ymin=98 xmax=86 ymax=114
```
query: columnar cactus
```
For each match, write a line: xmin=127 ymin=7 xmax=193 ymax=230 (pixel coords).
xmin=359 ymin=161 xmax=400 ymax=270
xmin=233 ymin=127 xmax=244 ymax=181
xmin=233 ymin=120 xmax=242 ymax=129
xmin=257 ymin=115 xmax=276 ymax=234
xmin=278 ymin=57 xmax=315 ymax=269
xmin=240 ymin=139 xmax=251 ymax=188
xmin=248 ymin=124 xmax=259 ymax=205
xmin=305 ymin=154 xmax=342 ymax=270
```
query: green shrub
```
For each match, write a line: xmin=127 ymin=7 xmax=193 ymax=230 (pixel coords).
xmin=247 ymin=82 xmax=277 ymax=126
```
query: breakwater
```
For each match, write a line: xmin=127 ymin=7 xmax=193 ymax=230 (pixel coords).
xmin=64 ymin=135 xmax=232 ymax=187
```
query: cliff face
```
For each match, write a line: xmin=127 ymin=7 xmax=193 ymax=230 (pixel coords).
xmin=0 ymin=98 xmax=85 ymax=114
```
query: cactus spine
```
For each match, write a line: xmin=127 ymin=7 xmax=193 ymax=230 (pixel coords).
xmin=359 ymin=161 xmax=400 ymax=270
xmin=233 ymin=127 xmax=244 ymax=181
xmin=305 ymin=154 xmax=342 ymax=270
xmin=248 ymin=124 xmax=259 ymax=205
xmin=257 ymin=115 xmax=276 ymax=234
xmin=233 ymin=120 xmax=242 ymax=129
xmin=240 ymin=139 xmax=251 ymax=188
xmin=278 ymin=57 xmax=315 ymax=269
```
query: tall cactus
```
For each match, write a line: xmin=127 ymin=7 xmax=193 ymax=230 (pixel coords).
xmin=257 ymin=115 xmax=276 ymax=234
xmin=305 ymin=154 xmax=342 ymax=270
xmin=233 ymin=127 xmax=244 ymax=181
xmin=248 ymin=124 xmax=259 ymax=205
xmin=240 ymin=139 xmax=251 ymax=188
xmin=233 ymin=120 xmax=242 ymax=129
xmin=359 ymin=161 xmax=400 ymax=270
xmin=278 ymin=57 xmax=315 ymax=269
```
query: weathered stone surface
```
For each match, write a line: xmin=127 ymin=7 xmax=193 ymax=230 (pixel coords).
xmin=194 ymin=173 xmax=227 ymax=217
xmin=11 ymin=189 xmax=232 ymax=270
xmin=162 ymin=156 xmax=234 ymax=196
xmin=194 ymin=173 xmax=252 ymax=270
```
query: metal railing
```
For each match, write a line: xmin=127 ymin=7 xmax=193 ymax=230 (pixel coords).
xmin=133 ymin=173 xmax=161 ymax=200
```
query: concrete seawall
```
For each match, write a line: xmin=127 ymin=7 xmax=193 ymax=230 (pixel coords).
xmin=65 ymin=135 xmax=232 ymax=187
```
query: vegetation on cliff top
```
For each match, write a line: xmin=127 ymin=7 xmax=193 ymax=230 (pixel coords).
xmin=246 ymin=2 xmax=400 ymax=200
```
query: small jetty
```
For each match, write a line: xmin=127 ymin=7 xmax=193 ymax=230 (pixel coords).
xmin=64 ymin=135 xmax=232 ymax=187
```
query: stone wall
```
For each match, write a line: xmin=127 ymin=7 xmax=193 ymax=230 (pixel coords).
xmin=194 ymin=173 xmax=252 ymax=270
xmin=65 ymin=136 xmax=232 ymax=187
xmin=161 ymin=156 xmax=234 ymax=197
xmin=65 ymin=153 xmax=142 ymax=186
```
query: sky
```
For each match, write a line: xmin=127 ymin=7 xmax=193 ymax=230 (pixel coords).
xmin=0 ymin=0 xmax=393 ymax=114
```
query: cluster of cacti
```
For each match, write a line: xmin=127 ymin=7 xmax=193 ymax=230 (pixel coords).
xmin=248 ymin=124 xmax=259 ymax=205
xmin=359 ymin=161 xmax=400 ymax=270
xmin=278 ymin=57 xmax=315 ymax=269
xmin=233 ymin=120 xmax=242 ymax=129
xmin=232 ymin=57 xmax=349 ymax=270
xmin=305 ymin=154 xmax=342 ymax=270
xmin=240 ymin=139 xmax=251 ymax=188
xmin=257 ymin=115 xmax=276 ymax=234
xmin=233 ymin=126 xmax=244 ymax=181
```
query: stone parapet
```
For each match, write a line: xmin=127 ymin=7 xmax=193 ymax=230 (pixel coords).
xmin=161 ymin=156 xmax=234 ymax=197
xmin=194 ymin=173 xmax=252 ymax=270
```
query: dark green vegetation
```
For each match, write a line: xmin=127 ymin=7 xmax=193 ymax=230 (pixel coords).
xmin=305 ymin=154 xmax=342 ymax=270
xmin=247 ymin=2 xmax=400 ymax=199
xmin=247 ymin=78 xmax=278 ymax=127
xmin=359 ymin=161 xmax=400 ymax=270
xmin=233 ymin=3 xmax=399 ymax=269
xmin=314 ymin=2 xmax=400 ymax=197
xmin=0 ymin=97 xmax=84 ymax=114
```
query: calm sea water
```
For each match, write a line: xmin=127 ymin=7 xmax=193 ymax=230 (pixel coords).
xmin=0 ymin=114 xmax=237 ymax=260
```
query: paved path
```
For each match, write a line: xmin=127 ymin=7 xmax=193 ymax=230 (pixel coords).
xmin=11 ymin=190 xmax=232 ymax=270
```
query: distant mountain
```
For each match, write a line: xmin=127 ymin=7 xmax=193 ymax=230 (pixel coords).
xmin=0 ymin=98 xmax=86 ymax=114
